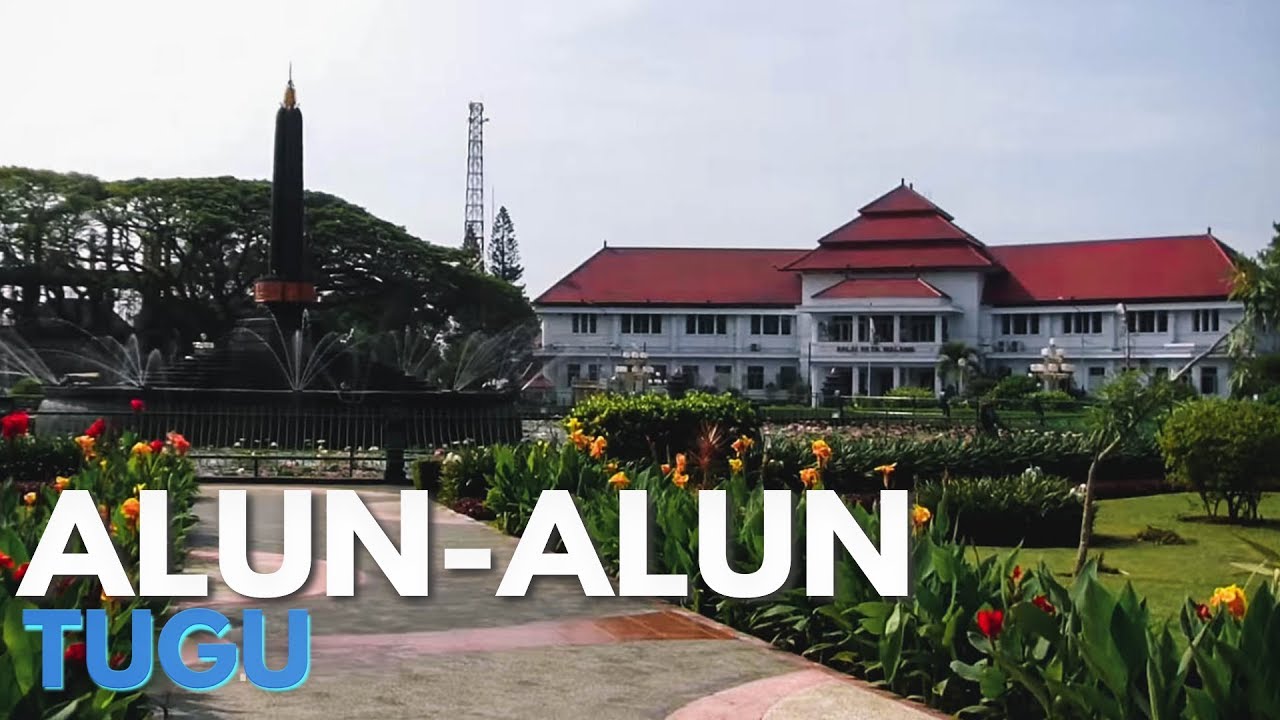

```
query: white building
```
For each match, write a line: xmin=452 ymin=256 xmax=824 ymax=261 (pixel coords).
xmin=533 ymin=183 xmax=1243 ymax=404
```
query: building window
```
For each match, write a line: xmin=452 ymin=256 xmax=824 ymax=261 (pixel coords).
xmin=685 ymin=314 xmax=727 ymax=335
xmin=621 ymin=314 xmax=663 ymax=334
xmin=714 ymin=365 xmax=732 ymax=376
xmin=778 ymin=365 xmax=798 ymax=389
xmin=1193 ymin=309 xmax=1220 ymax=333
xmin=941 ymin=317 xmax=950 ymax=341
xmin=1061 ymin=312 xmax=1102 ymax=334
xmin=571 ymin=314 xmax=597 ymax=334
xmin=566 ymin=363 xmax=581 ymax=385
xmin=902 ymin=315 xmax=936 ymax=343
xmin=1000 ymin=314 xmax=1041 ymax=336
xmin=651 ymin=364 xmax=666 ymax=380
xmin=746 ymin=366 xmax=765 ymax=390
xmin=750 ymin=315 xmax=793 ymax=335
xmin=859 ymin=315 xmax=895 ymax=342
xmin=825 ymin=315 xmax=855 ymax=342
xmin=680 ymin=365 xmax=699 ymax=383
xmin=587 ymin=364 xmax=600 ymax=382
xmin=1199 ymin=367 xmax=1219 ymax=395
xmin=1126 ymin=310 xmax=1168 ymax=334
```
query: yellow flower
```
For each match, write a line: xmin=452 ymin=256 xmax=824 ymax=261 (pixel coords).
xmin=99 ymin=459 xmax=108 ymax=471
xmin=133 ymin=483 xmax=146 ymax=496
xmin=75 ymin=434 xmax=96 ymax=459
xmin=811 ymin=439 xmax=832 ymax=467
xmin=608 ymin=471 xmax=630 ymax=490
xmin=799 ymin=467 xmax=820 ymax=490
xmin=589 ymin=436 xmax=608 ymax=460
xmin=1210 ymin=584 xmax=1247 ymax=619
xmin=731 ymin=435 xmax=754 ymax=458
xmin=22 ymin=492 xmax=37 ymax=506
xmin=874 ymin=462 xmax=898 ymax=488
xmin=131 ymin=442 xmax=152 ymax=457
xmin=567 ymin=417 xmax=583 ymax=434
xmin=54 ymin=476 xmax=71 ymax=492
xmin=605 ymin=461 xmax=618 ymax=473
xmin=671 ymin=471 xmax=689 ymax=489
xmin=98 ymin=504 xmax=109 ymax=522
xmin=912 ymin=504 xmax=932 ymax=530
xmin=675 ymin=453 xmax=688 ymax=474
xmin=729 ymin=458 xmax=744 ymax=474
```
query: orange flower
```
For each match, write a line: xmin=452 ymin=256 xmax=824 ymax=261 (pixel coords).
xmin=912 ymin=504 xmax=931 ymax=530
xmin=167 ymin=431 xmax=191 ymax=455
xmin=121 ymin=497 xmax=140 ymax=524
xmin=660 ymin=463 xmax=672 ymax=476
xmin=874 ymin=462 xmax=897 ymax=488
xmin=731 ymin=435 xmax=754 ymax=458
xmin=729 ymin=458 xmax=744 ymax=474
xmin=130 ymin=442 xmax=152 ymax=457
xmin=811 ymin=439 xmax=832 ymax=467
xmin=589 ymin=436 xmax=608 ymax=460
xmin=799 ymin=467 xmax=820 ymax=489
xmin=671 ymin=471 xmax=689 ymax=489
xmin=54 ymin=476 xmax=71 ymax=492
xmin=605 ymin=461 xmax=618 ymax=473
xmin=675 ymin=453 xmax=688 ymax=474
xmin=1210 ymin=584 xmax=1247 ymax=620
xmin=608 ymin=471 xmax=630 ymax=490
xmin=75 ymin=434 xmax=96 ymax=459
xmin=22 ymin=492 xmax=37 ymax=506
xmin=98 ymin=504 xmax=109 ymax=522
xmin=570 ymin=429 xmax=591 ymax=451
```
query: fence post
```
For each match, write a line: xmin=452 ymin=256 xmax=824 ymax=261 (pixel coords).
xmin=383 ymin=406 xmax=407 ymax=485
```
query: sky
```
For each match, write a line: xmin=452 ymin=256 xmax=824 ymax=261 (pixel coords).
xmin=1 ymin=1 xmax=1277 ymax=298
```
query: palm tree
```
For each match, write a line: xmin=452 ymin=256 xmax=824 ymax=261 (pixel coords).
xmin=936 ymin=341 xmax=981 ymax=395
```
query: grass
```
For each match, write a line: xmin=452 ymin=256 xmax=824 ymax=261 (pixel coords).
xmin=979 ymin=492 xmax=1280 ymax=620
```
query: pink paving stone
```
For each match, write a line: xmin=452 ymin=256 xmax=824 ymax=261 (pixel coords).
xmin=665 ymin=670 xmax=836 ymax=720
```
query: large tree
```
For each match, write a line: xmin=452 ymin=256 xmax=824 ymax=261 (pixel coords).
xmin=461 ymin=224 xmax=483 ymax=270
xmin=1229 ymin=222 xmax=1280 ymax=390
xmin=0 ymin=167 xmax=532 ymax=345
xmin=488 ymin=206 xmax=523 ymax=286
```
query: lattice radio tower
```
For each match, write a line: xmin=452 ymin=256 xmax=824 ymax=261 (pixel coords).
xmin=464 ymin=102 xmax=488 ymax=269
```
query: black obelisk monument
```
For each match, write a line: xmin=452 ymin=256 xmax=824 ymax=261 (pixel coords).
xmin=254 ymin=76 xmax=316 ymax=338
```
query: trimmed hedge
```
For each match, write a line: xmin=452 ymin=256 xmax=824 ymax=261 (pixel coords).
xmin=915 ymin=467 xmax=1085 ymax=547
xmin=570 ymin=391 xmax=759 ymax=462
xmin=765 ymin=429 xmax=1161 ymax=492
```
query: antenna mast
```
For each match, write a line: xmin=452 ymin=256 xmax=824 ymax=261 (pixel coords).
xmin=464 ymin=102 xmax=487 ymax=269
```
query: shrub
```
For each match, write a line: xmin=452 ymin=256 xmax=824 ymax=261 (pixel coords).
xmin=438 ymin=443 xmax=494 ymax=504
xmin=6 ymin=376 xmax=44 ymax=403
xmin=1028 ymin=390 xmax=1075 ymax=412
xmin=886 ymin=385 xmax=935 ymax=399
xmin=411 ymin=455 xmax=442 ymax=491
xmin=0 ymin=431 xmax=80 ymax=485
xmin=1157 ymin=398 xmax=1280 ymax=521
xmin=569 ymin=391 xmax=759 ymax=463
xmin=986 ymin=374 xmax=1041 ymax=400
xmin=915 ymin=467 xmax=1085 ymax=547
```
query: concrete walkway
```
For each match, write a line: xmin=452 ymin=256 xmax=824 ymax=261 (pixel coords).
xmin=156 ymin=486 xmax=943 ymax=720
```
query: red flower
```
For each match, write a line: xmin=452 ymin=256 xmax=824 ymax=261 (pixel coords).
xmin=0 ymin=551 xmax=13 ymax=571
xmin=130 ymin=398 xmax=145 ymax=413
xmin=1011 ymin=565 xmax=1023 ymax=583
xmin=64 ymin=642 xmax=87 ymax=663
xmin=976 ymin=609 xmax=1004 ymax=639
xmin=110 ymin=652 xmax=128 ymax=669
xmin=85 ymin=418 xmax=106 ymax=438
xmin=13 ymin=562 xmax=29 ymax=583
xmin=1032 ymin=594 xmax=1056 ymax=615
xmin=1197 ymin=603 xmax=1212 ymax=621
xmin=1 ymin=411 xmax=30 ymax=439
xmin=149 ymin=439 xmax=165 ymax=454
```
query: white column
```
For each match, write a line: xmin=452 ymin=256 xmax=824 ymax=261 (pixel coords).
xmin=934 ymin=315 xmax=942 ymax=344
xmin=891 ymin=365 xmax=901 ymax=390
xmin=808 ymin=365 xmax=822 ymax=407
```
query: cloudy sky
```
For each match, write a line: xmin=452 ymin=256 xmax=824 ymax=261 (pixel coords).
xmin=1 ymin=1 xmax=1276 ymax=297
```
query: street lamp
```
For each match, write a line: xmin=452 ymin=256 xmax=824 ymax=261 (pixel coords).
xmin=1114 ymin=302 xmax=1131 ymax=370
xmin=614 ymin=348 xmax=654 ymax=394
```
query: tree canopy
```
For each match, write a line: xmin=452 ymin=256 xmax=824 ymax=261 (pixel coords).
xmin=0 ymin=167 xmax=532 ymax=344
xmin=488 ymin=206 xmax=523 ymax=286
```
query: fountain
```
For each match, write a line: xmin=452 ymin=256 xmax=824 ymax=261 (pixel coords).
xmin=9 ymin=77 xmax=523 ymax=471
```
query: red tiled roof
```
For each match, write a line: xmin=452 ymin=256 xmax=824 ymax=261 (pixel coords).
xmin=783 ymin=242 xmax=996 ymax=271
xmin=858 ymin=184 xmax=955 ymax=219
xmin=819 ymin=214 xmax=972 ymax=243
xmin=813 ymin=277 xmax=947 ymax=300
xmin=534 ymin=246 xmax=808 ymax=307
xmin=984 ymin=235 xmax=1237 ymax=305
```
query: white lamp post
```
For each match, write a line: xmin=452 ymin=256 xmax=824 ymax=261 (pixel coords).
xmin=1030 ymin=337 xmax=1074 ymax=391
xmin=1115 ymin=302 xmax=1131 ymax=370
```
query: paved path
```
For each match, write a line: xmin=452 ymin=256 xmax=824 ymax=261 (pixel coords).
xmin=155 ymin=486 xmax=942 ymax=720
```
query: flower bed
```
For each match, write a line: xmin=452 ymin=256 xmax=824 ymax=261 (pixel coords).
xmin=0 ymin=408 xmax=199 ymax=719
xmin=481 ymin=430 xmax=1274 ymax=717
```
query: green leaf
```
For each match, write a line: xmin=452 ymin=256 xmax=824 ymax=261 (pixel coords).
xmin=3 ymin=599 xmax=36 ymax=696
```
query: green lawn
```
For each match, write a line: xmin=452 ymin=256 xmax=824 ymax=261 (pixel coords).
xmin=979 ymin=492 xmax=1280 ymax=620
